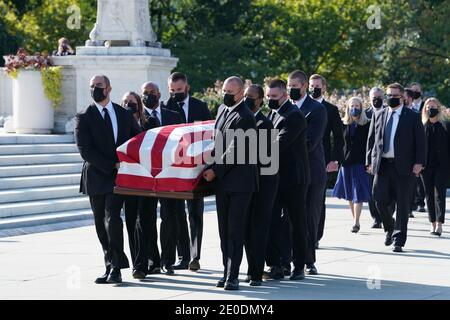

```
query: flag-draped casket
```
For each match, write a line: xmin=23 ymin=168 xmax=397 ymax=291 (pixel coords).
xmin=115 ymin=120 xmax=215 ymax=197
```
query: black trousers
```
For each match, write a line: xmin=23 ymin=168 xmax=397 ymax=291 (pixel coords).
xmin=216 ymin=190 xmax=253 ymax=280
xmin=89 ymin=193 xmax=129 ymax=270
xmin=414 ymin=176 xmax=426 ymax=208
xmin=133 ymin=196 xmax=161 ymax=272
xmin=422 ymin=168 xmax=448 ymax=224
xmin=175 ymin=198 xmax=204 ymax=262
xmin=266 ymin=184 xmax=308 ymax=270
xmin=245 ymin=176 xmax=279 ymax=281
xmin=368 ymin=174 xmax=383 ymax=224
xmin=373 ymin=159 xmax=415 ymax=247
xmin=306 ymin=182 xmax=327 ymax=265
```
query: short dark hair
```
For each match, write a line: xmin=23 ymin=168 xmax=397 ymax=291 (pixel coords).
xmin=169 ymin=72 xmax=188 ymax=83
xmin=405 ymin=88 xmax=415 ymax=99
xmin=409 ymin=82 xmax=422 ymax=91
xmin=387 ymin=82 xmax=405 ymax=94
xmin=249 ymin=84 xmax=265 ymax=99
xmin=288 ymin=70 xmax=308 ymax=83
xmin=268 ymin=79 xmax=287 ymax=91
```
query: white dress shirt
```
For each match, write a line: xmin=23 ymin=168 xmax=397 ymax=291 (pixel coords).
xmin=145 ymin=106 xmax=162 ymax=124
xmin=294 ymin=94 xmax=308 ymax=109
xmin=413 ymin=99 xmax=422 ymax=112
xmin=382 ymin=105 xmax=404 ymax=158
xmin=95 ymin=100 xmax=118 ymax=143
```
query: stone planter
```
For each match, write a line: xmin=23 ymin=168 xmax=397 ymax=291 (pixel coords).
xmin=12 ymin=70 xmax=54 ymax=134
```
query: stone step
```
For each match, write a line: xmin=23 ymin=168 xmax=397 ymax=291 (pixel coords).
xmin=0 ymin=173 xmax=81 ymax=190
xmin=0 ymin=163 xmax=83 ymax=178
xmin=0 ymin=196 xmax=90 ymax=219
xmin=0 ymin=185 xmax=82 ymax=204
xmin=0 ymin=153 xmax=82 ymax=166
xmin=0 ymin=134 xmax=74 ymax=145
xmin=0 ymin=209 xmax=92 ymax=230
xmin=0 ymin=144 xmax=79 ymax=155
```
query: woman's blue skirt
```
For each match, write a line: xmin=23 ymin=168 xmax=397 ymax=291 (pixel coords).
xmin=332 ymin=164 xmax=371 ymax=203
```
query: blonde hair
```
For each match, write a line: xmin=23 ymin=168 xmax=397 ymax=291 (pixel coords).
xmin=422 ymin=97 xmax=445 ymax=124
xmin=343 ymin=97 xmax=369 ymax=126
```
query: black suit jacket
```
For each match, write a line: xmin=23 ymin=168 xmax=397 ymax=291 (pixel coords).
xmin=322 ymin=100 xmax=344 ymax=164
xmin=75 ymin=103 xmax=142 ymax=195
xmin=366 ymin=106 xmax=426 ymax=176
xmin=254 ymin=110 xmax=278 ymax=180
xmin=342 ymin=122 xmax=370 ymax=166
xmin=143 ymin=103 xmax=183 ymax=130
xmin=270 ymin=100 xmax=310 ymax=188
xmin=298 ymin=96 xmax=328 ymax=185
xmin=163 ymin=96 xmax=212 ymax=123
xmin=211 ymin=102 xmax=258 ymax=193
xmin=424 ymin=120 xmax=450 ymax=173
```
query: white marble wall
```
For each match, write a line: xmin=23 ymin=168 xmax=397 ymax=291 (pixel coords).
xmin=0 ymin=69 xmax=13 ymax=120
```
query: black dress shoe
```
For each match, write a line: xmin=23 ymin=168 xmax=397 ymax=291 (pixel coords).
xmin=132 ymin=270 xmax=146 ymax=280
xmin=188 ymin=259 xmax=200 ymax=271
xmin=409 ymin=212 xmax=415 ymax=218
xmin=95 ymin=267 xmax=111 ymax=284
xmin=224 ymin=279 xmax=239 ymax=291
xmin=282 ymin=266 xmax=291 ymax=277
xmin=173 ymin=259 xmax=189 ymax=270
xmin=148 ymin=265 xmax=161 ymax=274
xmin=306 ymin=264 xmax=318 ymax=275
xmin=216 ymin=277 xmax=226 ymax=288
xmin=290 ymin=269 xmax=306 ymax=281
xmin=384 ymin=231 xmax=393 ymax=246
xmin=107 ymin=269 xmax=122 ymax=284
xmin=250 ymin=280 xmax=262 ymax=286
xmin=161 ymin=265 xmax=175 ymax=275
xmin=262 ymin=266 xmax=284 ymax=280
xmin=372 ymin=222 xmax=382 ymax=229
xmin=393 ymin=246 xmax=403 ymax=253
xmin=244 ymin=275 xmax=251 ymax=283
xmin=418 ymin=206 xmax=426 ymax=213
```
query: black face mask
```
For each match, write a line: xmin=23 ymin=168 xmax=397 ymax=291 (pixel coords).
xmin=311 ymin=87 xmax=322 ymax=99
xmin=245 ymin=97 xmax=257 ymax=111
xmin=142 ymin=94 xmax=159 ymax=109
xmin=171 ymin=91 xmax=187 ymax=103
xmin=372 ymin=97 xmax=383 ymax=109
xmin=223 ymin=94 xmax=236 ymax=107
xmin=387 ymin=97 xmax=401 ymax=108
xmin=413 ymin=91 xmax=421 ymax=100
xmin=268 ymin=99 xmax=280 ymax=110
xmin=126 ymin=102 xmax=138 ymax=114
xmin=289 ymin=88 xmax=302 ymax=101
xmin=91 ymin=86 xmax=107 ymax=102
xmin=428 ymin=108 xmax=439 ymax=118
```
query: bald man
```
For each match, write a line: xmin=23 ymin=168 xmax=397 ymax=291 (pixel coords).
xmin=75 ymin=75 xmax=141 ymax=284
xmin=203 ymin=76 xmax=258 ymax=290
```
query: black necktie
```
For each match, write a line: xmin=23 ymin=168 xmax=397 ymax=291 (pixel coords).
xmin=102 ymin=108 xmax=115 ymax=144
xmin=178 ymin=102 xmax=187 ymax=123
xmin=217 ymin=108 xmax=230 ymax=131
xmin=151 ymin=109 xmax=161 ymax=127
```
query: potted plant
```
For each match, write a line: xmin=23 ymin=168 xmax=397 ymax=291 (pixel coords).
xmin=3 ymin=48 xmax=63 ymax=134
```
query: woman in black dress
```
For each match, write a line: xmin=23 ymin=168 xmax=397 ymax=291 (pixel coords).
xmin=421 ymin=98 xmax=450 ymax=237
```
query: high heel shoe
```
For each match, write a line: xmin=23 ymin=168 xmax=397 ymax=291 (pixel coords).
xmin=351 ymin=225 xmax=360 ymax=233
xmin=435 ymin=225 xmax=442 ymax=237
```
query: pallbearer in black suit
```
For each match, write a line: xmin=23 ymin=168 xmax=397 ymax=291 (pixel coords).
xmin=421 ymin=98 xmax=450 ymax=237
xmin=288 ymin=70 xmax=327 ymax=275
xmin=366 ymin=83 xmax=426 ymax=253
xmin=163 ymin=72 xmax=213 ymax=271
xmin=243 ymin=84 xmax=279 ymax=287
xmin=309 ymin=74 xmax=344 ymax=247
xmin=203 ymin=76 xmax=258 ymax=291
xmin=75 ymin=75 xmax=141 ymax=284
xmin=366 ymin=87 xmax=386 ymax=228
xmin=264 ymin=79 xmax=309 ymax=281
xmin=132 ymin=82 xmax=183 ymax=278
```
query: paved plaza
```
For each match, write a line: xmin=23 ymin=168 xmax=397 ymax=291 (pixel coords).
xmin=1 ymin=196 xmax=449 ymax=300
